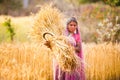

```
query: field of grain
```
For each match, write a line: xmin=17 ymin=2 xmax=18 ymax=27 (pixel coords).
xmin=0 ymin=4 xmax=120 ymax=80
xmin=0 ymin=42 xmax=120 ymax=80
xmin=0 ymin=43 xmax=52 ymax=80
xmin=84 ymin=43 xmax=120 ymax=80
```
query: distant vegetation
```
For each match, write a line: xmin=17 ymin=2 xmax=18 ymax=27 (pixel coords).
xmin=66 ymin=0 xmax=120 ymax=6
xmin=0 ymin=0 xmax=22 ymax=15
xmin=103 ymin=0 xmax=120 ymax=7
xmin=3 ymin=18 xmax=15 ymax=42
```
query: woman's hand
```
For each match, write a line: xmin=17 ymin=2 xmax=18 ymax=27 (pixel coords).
xmin=75 ymin=42 xmax=81 ymax=53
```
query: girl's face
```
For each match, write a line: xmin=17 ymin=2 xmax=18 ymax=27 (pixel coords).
xmin=67 ymin=21 xmax=77 ymax=33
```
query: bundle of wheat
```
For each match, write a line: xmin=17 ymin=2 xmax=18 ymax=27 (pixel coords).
xmin=43 ymin=33 xmax=81 ymax=72
xmin=55 ymin=42 xmax=81 ymax=72
xmin=30 ymin=4 xmax=64 ymax=42
xmin=30 ymin=4 xmax=80 ymax=72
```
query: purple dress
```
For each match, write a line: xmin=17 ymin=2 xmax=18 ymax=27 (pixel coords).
xmin=53 ymin=31 xmax=85 ymax=80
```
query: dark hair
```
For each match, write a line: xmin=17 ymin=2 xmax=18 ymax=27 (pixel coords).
xmin=67 ymin=17 xmax=78 ymax=26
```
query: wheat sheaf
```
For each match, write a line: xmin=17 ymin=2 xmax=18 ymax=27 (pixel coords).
xmin=31 ymin=4 xmax=64 ymax=42
xmin=31 ymin=4 xmax=81 ymax=72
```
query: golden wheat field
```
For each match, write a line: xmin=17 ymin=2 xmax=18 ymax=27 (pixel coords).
xmin=0 ymin=43 xmax=120 ymax=80
xmin=0 ymin=4 xmax=120 ymax=80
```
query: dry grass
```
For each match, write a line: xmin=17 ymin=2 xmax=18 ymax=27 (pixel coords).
xmin=0 ymin=43 xmax=53 ymax=80
xmin=84 ymin=43 xmax=120 ymax=80
xmin=0 ymin=43 xmax=120 ymax=80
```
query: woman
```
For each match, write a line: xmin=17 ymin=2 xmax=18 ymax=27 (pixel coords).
xmin=53 ymin=17 xmax=85 ymax=80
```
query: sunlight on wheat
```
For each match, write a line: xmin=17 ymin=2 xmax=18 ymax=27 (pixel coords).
xmin=0 ymin=43 xmax=120 ymax=80
xmin=83 ymin=43 xmax=120 ymax=80
xmin=0 ymin=43 xmax=53 ymax=80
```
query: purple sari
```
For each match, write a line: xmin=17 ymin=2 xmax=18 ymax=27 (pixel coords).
xmin=53 ymin=28 xmax=85 ymax=80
